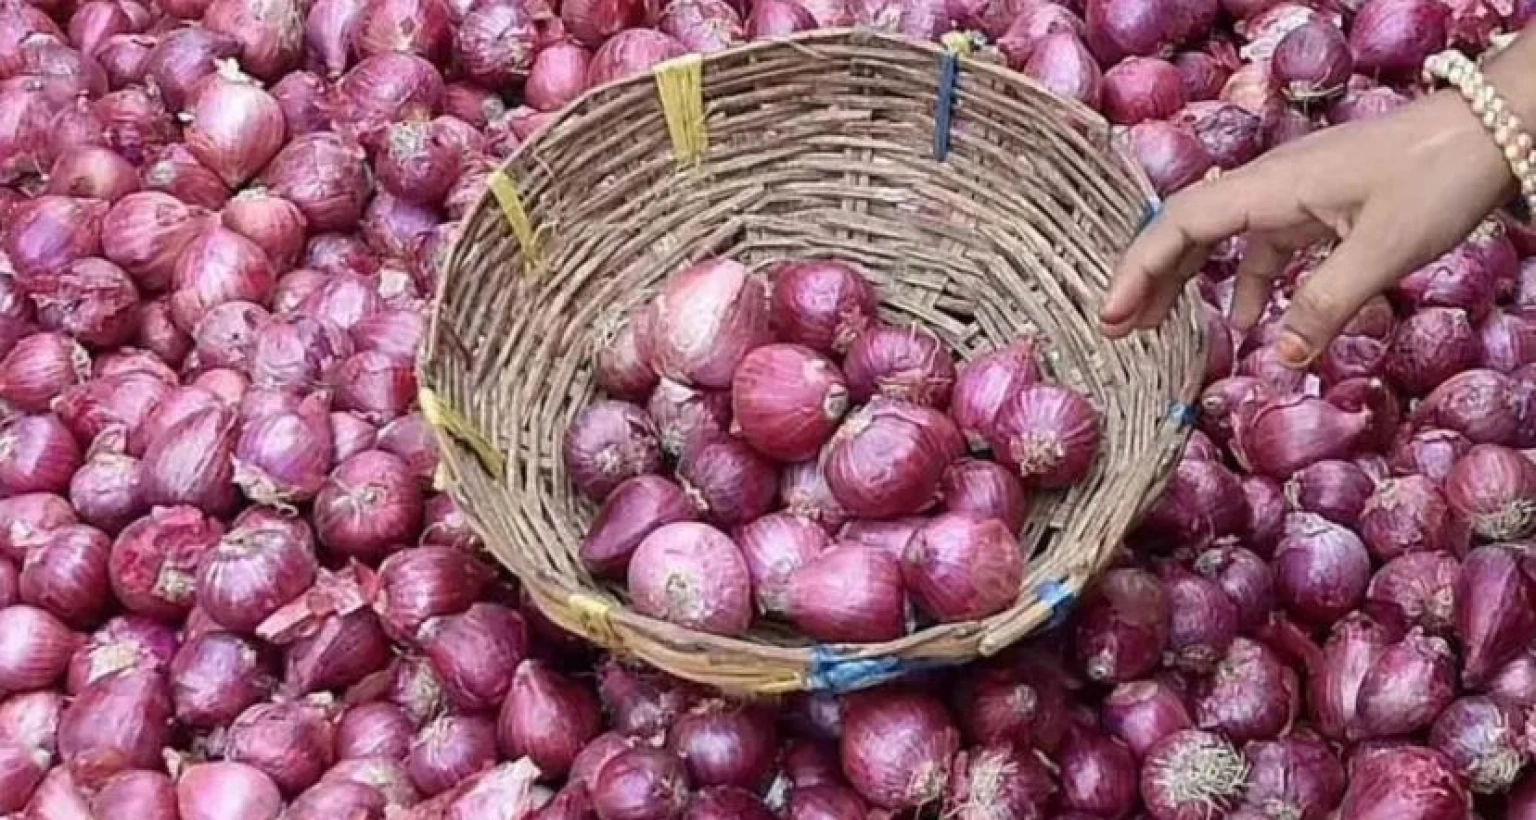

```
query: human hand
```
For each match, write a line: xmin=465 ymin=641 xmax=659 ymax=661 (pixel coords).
xmin=1099 ymin=91 xmax=1517 ymax=368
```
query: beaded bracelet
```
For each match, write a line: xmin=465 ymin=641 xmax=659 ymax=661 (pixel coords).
xmin=1423 ymin=49 xmax=1536 ymax=220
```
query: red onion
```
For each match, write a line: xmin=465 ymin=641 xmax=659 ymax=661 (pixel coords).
xmin=4 ymin=196 xmax=108 ymax=285
xmin=902 ymin=513 xmax=1022 ymax=622
xmin=109 ymin=505 xmax=223 ymax=619
xmin=664 ymin=700 xmax=776 ymax=790
xmin=420 ymin=602 xmax=527 ymax=711
xmin=1364 ymin=551 xmax=1458 ymax=639
xmin=647 ymin=379 xmax=731 ymax=460
xmin=321 ymin=757 xmax=420 ymax=808
xmin=1359 ymin=475 xmax=1468 ymax=562
xmin=297 ymin=273 xmax=382 ymax=332
xmin=69 ymin=444 xmax=146 ymax=534
xmin=19 ymin=524 xmax=110 ymax=627
xmin=456 ymin=0 xmax=538 ymax=88
xmin=1086 ymin=0 xmax=1183 ymax=62
xmin=139 ymin=404 xmax=239 ymax=515
xmin=314 ymin=450 xmax=425 ymax=560
xmin=827 ymin=400 xmax=962 ymax=517
xmin=989 ymin=383 xmax=1100 ymax=488
xmin=1425 ymin=696 xmax=1524 ymax=793
xmin=938 ymin=459 xmax=1028 ymax=531
xmin=569 ymin=736 xmax=636 ymax=793
xmin=420 ymin=495 xmax=480 ymax=552
xmin=839 ymin=689 xmax=958 ymax=810
xmin=1272 ymin=512 xmax=1370 ymax=627
xmin=1391 ymin=428 xmax=1472 ymax=485
xmin=1285 ymin=459 xmax=1372 ymax=526
xmin=497 ymin=659 xmax=601 ymax=780
xmin=0 ymin=604 xmax=79 ymax=692
xmin=1102 ymin=57 xmax=1186 ymax=125
xmin=87 ymin=769 xmax=177 ymax=820
xmin=25 ymin=257 xmax=139 ymax=349
xmin=304 ymin=234 xmax=380 ymax=280
xmin=1140 ymin=456 xmax=1246 ymax=548
xmin=845 ymin=326 xmax=955 ymax=410
xmin=1414 ymin=368 xmax=1523 ymax=445
xmin=1019 ymin=32 xmax=1102 ymax=107
xmin=1358 ymin=629 xmax=1458 ymax=740
xmin=349 ymin=0 xmax=452 ymax=62
xmin=168 ymin=630 xmax=272 ymax=729
xmin=1174 ymin=100 xmax=1261 ymax=169
xmin=1075 ymin=568 xmax=1170 ymax=683
xmin=304 ymin=0 xmax=364 ymax=77
xmin=168 ymin=226 xmax=275 ymax=333
xmin=948 ymin=341 xmax=1042 ymax=451
xmin=1272 ymin=19 xmax=1350 ymax=99
xmin=262 ymin=132 xmax=371 ymax=233
xmin=331 ymin=412 xmax=378 ymax=464
xmin=953 ymin=660 xmax=1070 ymax=753
xmin=250 ymin=315 xmax=352 ymax=392
xmin=45 ymin=145 xmax=138 ymax=203
xmin=203 ymin=0 xmax=303 ymax=79
xmin=746 ymin=0 xmax=817 ymax=36
xmin=1238 ymin=735 xmax=1344 ymax=820
xmin=0 ymin=414 xmax=83 ymax=497
xmin=1140 ymin=730 xmax=1248 ymax=820
xmin=100 ymin=192 xmax=209 ymax=294
xmin=941 ymin=743 xmax=1054 ymax=820
xmin=58 ymin=667 xmax=170 ymax=787
xmin=264 ymin=578 xmax=391 ymax=696
xmin=1159 ymin=565 xmax=1238 ymax=674
xmin=222 ymin=190 xmax=306 ymax=271
xmin=1477 ymin=309 xmax=1536 ymax=373
xmin=267 ymin=72 xmax=330 ymax=136
xmin=1455 ymin=544 xmax=1536 ymax=688
xmin=182 ymin=62 xmax=286 ymax=190
xmin=234 ymin=402 xmax=333 ymax=507
xmin=1103 ymin=680 xmax=1192 ymax=759
xmin=1197 ymin=376 xmax=1272 ymax=448
xmin=766 ymin=260 xmax=876 ymax=356
xmin=1445 ymin=444 xmax=1536 ymax=541
xmin=786 ymin=544 xmax=905 ymax=642
xmin=139 ymin=143 xmax=231 ymax=210
xmin=1341 ymin=746 xmax=1470 ymax=819
xmin=1232 ymin=395 xmax=1370 ymax=478
xmin=1387 ymin=307 xmax=1483 ymax=395
xmin=225 ymin=699 xmax=335 ymax=794
xmin=524 ymin=40 xmax=591 ymax=112
xmin=736 ymin=511 xmax=826 ymax=616
xmin=594 ymin=316 xmax=658 ymax=402
xmin=197 ymin=509 xmax=317 ymax=633
xmin=374 ymin=546 xmax=492 ymax=643
xmin=333 ymin=350 xmax=416 ymax=424
xmin=659 ymin=0 xmax=743 ymax=52
xmin=627 ymin=522 xmax=751 ymax=636
xmin=597 ymin=660 xmax=703 ymax=742
xmin=1054 ymin=728 xmax=1137 ymax=817
xmin=337 ymin=702 xmax=413 ymax=760
xmin=674 ymin=439 xmax=776 ymax=527
xmin=287 ymin=781 xmax=389 ymax=820
xmin=583 ymin=23 xmax=688 ymax=77
xmin=0 ymin=558 xmax=14 ymax=608
xmin=1349 ymin=0 xmax=1448 ymax=76
xmin=564 ymin=400 xmax=663 ymax=502
xmin=0 ymin=331 xmax=89 ymax=413
xmin=374 ymin=121 xmax=458 ymax=209
xmin=645 ymin=259 xmax=770 ymax=389
xmin=177 ymin=762 xmax=284 ymax=820
xmin=1126 ymin=120 xmax=1214 ymax=196
xmin=1193 ymin=545 xmax=1274 ymax=633
xmin=785 ymin=784 xmax=873 ymax=820
xmin=375 ymin=416 xmax=436 ymax=484
xmin=1193 ymin=638 xmax=1297 ymax=742
xmin=589 ymin=747 xmax=689 ymax=820
xmin=732 ymin=344 xmax=849 ymax=461
xmin=779 ymin=460 xmax=848 ymax=532
xmin=351 ymin=308 xmax=424 ymax=364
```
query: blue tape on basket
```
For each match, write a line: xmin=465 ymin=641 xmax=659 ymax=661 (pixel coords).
xmin=1038 ymin=579 xmax=1076 ymax=629
xmin=807 ymin=647 xmax=948 ymax=694
xmin=932 ymin=51 xmax=960 ymax=162
xmin=1168 ymin=401 xmax=1198 ymax=427
xmin=1137 ymin=199 xmax=1163 ymax=234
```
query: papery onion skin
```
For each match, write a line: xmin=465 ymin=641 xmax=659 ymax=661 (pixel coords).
xmin=1336 ymin=745 xmax=1469 ymax=820
xmin=1365 ymin=551 xmax=1459 ymax=638
xmin=108 ymin=505 xmax=224 ymax=621
xmin=65 ymin=614 xmax=178 ymax=695
xmin=786 ymin=544 xmax=905 ymax=643
xmin=989 ymin=383 xmax=1101 ymax=488
xmin=0 ymin=414 xmax=82 ymax=498
xmin=902 ymin=513 xmax=1023 ymax=623
xmin=647 ymin=379 xmax=731 ymax=461
xmin=0 ymin=331 xmax=90 ymax=414
xmin=1140 ymin=456 xmax=1247 ymax=550
xmin=645 ymin=258 xmax=771 ymax=389
xmin=628 ymin=522 xmax=752 ymax=637
xmin=1273 ymin=513 xmax=1371 ymax=628
xmin=141 ymin=405 xmax=240 ymax=516
xmin=1285 ymin=459 xmax=1373 ymax=527
xmin=582 ymin=476 xmax=698 ymax=580
xmin=168 ymin=630 xmax=273 ymax=729
xmin=1232 ymin=395 xmax=1371 ymax=478
xmin=768 ymin=260 xmax=878 ymax=357
xmin=1358 ymin=475 xmax=1468 ymax=561
xmin=736 ymin=511 xmax=827 ymax=616
xmin=826 ymin=400 xmax=962 ymax=518
xmin=843 ymin=325 xmax=957 ymax=409
xmin=948 ymin=340 xmax=1043 ymax=451
xmin=1385 ymin=307 xmax=1483 ymax=396
xmin=262 ymin=132 xmax=372 ymax=233
xmin=1390 ymin=427 xmax=1472 ymax=485
xmin=564 ymin=400 xmax=663 ymax=503
xmin=839 ymin=688 xmax=959 ymax=810
xmin=732 ymin=344 xmax=849 ymax=462
xmin=1075 ymin=567 xmax=1170 ymax=683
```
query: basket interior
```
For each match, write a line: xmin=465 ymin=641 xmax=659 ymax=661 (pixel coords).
xmin=425 ymin=32 xmax=1203 ymax=653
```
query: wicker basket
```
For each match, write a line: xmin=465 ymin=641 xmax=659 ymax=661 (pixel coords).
xmin=420 ymin=29 xmax=1204 ymax=696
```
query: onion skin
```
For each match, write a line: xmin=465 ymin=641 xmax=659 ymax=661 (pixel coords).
xmin=786 ymin=544 xmax=906 ymax=643
xmin=196 ymin=509 xmax=318 ymax=633
xmin=843 ymin=325 xmax=956 ymax=409
xmin=177 ymin=762 xmax=285 ymax=820
xmin=1075 ymin=567 xmax=1170 ymax=684
xmin=1238 ymin=735 xmax=1345 ymax=820
xmin=667 ymin=700 xmax=777 ymax=790
xmin=839 ymin=688 xmax=959 ymax=810
xmin=19 ymin=524 xmax=112 ymax=628
xmin=373 ymin=546 xmax=493 ymax=643
xmin=498 ymin=659 xmax=601 ymax=780
xmin=1232 ymin=395 xmax=1372 ymax=478
xmin=337 ymin=702 xmax=414 ymax=760
xmin=108 ymin=505 xmax=224 ymax=621
xmin=645 ymin=259 xmax=771 ymax=389
xmin=731 ymin=344 xmax=850 ymax=462
xmin=948 ymin=340 xmax=1043 ymax=451
xmin=1365 ymin=551 xmax=1459 ymax=637
xmin=1336 ymin=746 xmax=1469 ymax=820
xmin=0 ymin=604 xmax=80 ymax=693
xmin=1161 ymin=565 xmax=1239 ymax=674
xmin=901 ymin=513 xmax=1023 ymax=622
xmin=595 ymin=316 xmax=658 ymax=403
xmin=1273 ymin=513 xmax=1371 ymax=628
xmin=58 ymin=667 xmax=172 ymax=788
xmin=1348 ymin=0 xmax=1448 ymax=77
xmin=1285 ymin=459 xmax=1373 ymax=527
xmin=1456 ymin=544 xmax=1536 ymax=688
xmin=140 ymin=404 xmax=240 ymax=516
xmin=226 ymin=699 xmax=336 ymax=795
xmin=735 ymin=512 xmax=827 ymax=616
xmin=826 ymin=400 xmax=962 ymax=518
xmin=1140 ymin=730 xmax=1249 ymax=820
xmin=627 ymin=522 xmax=752 ymax=637
xmin=1358 ymin=475 xmax=1469 ymax=561
xmin=168 ymin=631 xmax=273 ymax=729
xmin=1102 ymin=57 xmax=1187 ymax=125
xmin=1126 ymin=120 xmax=1215 ymax=196
xmin=1140 ymin=456 xmax=1247 ymax=550
xmin=942 ymin=742 xmax=1055 ymax=820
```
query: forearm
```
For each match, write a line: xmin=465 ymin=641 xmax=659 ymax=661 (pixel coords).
xmin=1486 ymin=30 xmax=1536 ymax=129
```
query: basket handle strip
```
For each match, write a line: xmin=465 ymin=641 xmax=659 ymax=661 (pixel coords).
xmin=419 ymin=388 xmax=507 ymax=479
xmin=653 ymin=54 xmax=708 ymax=168
xmin=566 ymin=592 xmax=624 ymax=650
xmin=488 ymin=170 xmax=543 ymax=273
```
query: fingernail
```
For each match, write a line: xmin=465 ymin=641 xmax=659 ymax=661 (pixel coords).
xmin=1276 ymin=331 xmax=1313 ymax=369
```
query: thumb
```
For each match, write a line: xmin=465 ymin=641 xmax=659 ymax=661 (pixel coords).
xmin=1277 ymin=212 xmax=1416 ymax=368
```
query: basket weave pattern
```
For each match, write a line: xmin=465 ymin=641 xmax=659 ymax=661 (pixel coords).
xmin=421 ymin=30 xmax=1204 ymax=695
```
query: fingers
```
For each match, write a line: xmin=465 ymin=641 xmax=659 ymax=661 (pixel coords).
xmin=1229 ymin=240 xmax=1287 ymax=332
xmin=1277 ymin=209 xmax=1416 ymax=367
xmin=1101 ymin=177 xmax=1258 ymax=336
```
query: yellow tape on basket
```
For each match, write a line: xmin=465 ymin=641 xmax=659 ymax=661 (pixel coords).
xmin=653 ymin=54 xmax=707 ymax=168
xmin=567 ymin=593 xmax=622 ymax=649
xmin=418 ymin=388 xmax=507 ymax=479
xmin=487 ymin=170 xmax=542 ymax=273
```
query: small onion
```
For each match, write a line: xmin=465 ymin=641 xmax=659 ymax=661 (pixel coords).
xmin=563 ymin=400 xmax=663 ymax=502
xmin=168 ymin=630 xmax=273 ymax=729
xmin=768 ymin=259 xmax=877 ymax=356
xmin=839 ymin=688 xmax=959 ymax=810
xmin=337 ymin=702 xmax=414 ymax=760
xmin=943 ymin=742 xmax=1055 ymax=820
xmin=226 ymin=699 xmax=336 ymax=795
xmin=0 ymin=604 xmax=79 ymax=692
xmin=843 ymin=325 xmax=956 ymax=409
xmin=374 ymin=546 xmax=494 ymax=643
xmin=1192 ymin=638 xmax=1298 ymax=743
xmin=938 ymin=459 xmax=1028 ymax=532
xmin=1349 ymin=0 xmax=1448 ymax=77
xmin=1101 ymin=57 xmax=1186 ymax=125
xmin=19 ymin=524 xmax=111 ymax=627
xmin=1445 ymin=444 xmax=1536 ymax=541
xmin=108 ymin=505 xmax=224 ymax=620
xmin=666 ymin=699 xmax=777 ymax=790
xmin=1102 ymin=680 xmax=1193 ymax=759
xmin=586 ymin=28 xmax=688 ymax=86
xmin=418 ymin=603 xmax=527 ymax=712
xmin=731 ymin=344 xmax=849 ymax=462
xmin=647 ymin=379 xmax=731 ymax=460
xmin=58 ymin=667 xmax=171 ymax=787
xmin=902 ymin=513 xmax=1023 ymax=622
xmin=1238 ymin=735 xmax=1345 ymax=820
xmin=1140 ymin=730 xmax=1248 ymax=820
xmin=1059 ymin=728 xmax=1139 ymax=817
xmin=589 ymin=747 xmax=690 ymax=820
xmin=1126 ymin=120 xmax=1215 ymax=196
